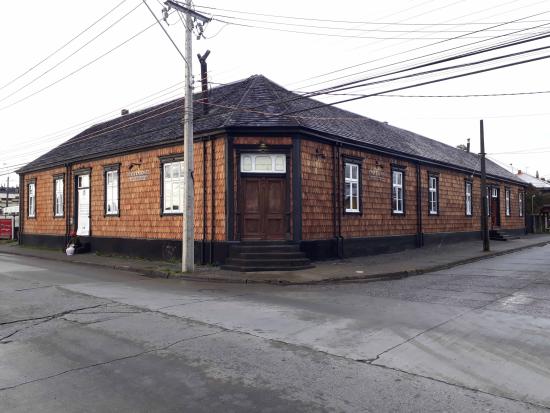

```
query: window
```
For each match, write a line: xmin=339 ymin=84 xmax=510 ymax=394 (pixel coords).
xmin=28 ymin=181 xmax=36 ymax=218
xmin=54 ymin=177 xmax=64 ymax=217
xmin=162 ymin=161 xmax=184 ymax=214
xmin=505 ymin=188 xmax=511 ymax=216
xmin=392 ymin=169 xmax=404 ymax=214
xmin=519 ymin=192 xmax=524 ymax=217
xmin=344 ymin=162 xmax=360 ymax=213
xmin=428 ymin=174 xmax=439 ymax=215
xmin=104 ymin=168 xmax=119 ymax=215
xmin=240 ymin=154 xmax=286 ymax=173
xmin=465 ymin=181 xmax=472 ymax=216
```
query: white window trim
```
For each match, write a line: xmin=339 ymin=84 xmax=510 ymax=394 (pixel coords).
xmin=465 ymin=182 xmax=472 ymax=216
xmin=345 ymin=162 xmax=360 ymax=213
xmin=105 ymin=170 xmax=119 ymax=215
xmin=392 ymin=170 xmax=404 ymax=214
xmin=28 ymin=182 xmax=36 ymax=218
xmin=429 ymin=175 xmax=438 ymax=215
xmin=54 ymin=178 xmax=64 ymax=217
xmin=505 ymin=189 xmax=511 ymax=216
xmin=163 ymin=161 xmax=184 ymax=214
xmin=240 ymin=153 xmax=286 ymax=174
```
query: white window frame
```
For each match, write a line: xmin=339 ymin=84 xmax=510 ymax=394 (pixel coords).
xmin=54 ymin=177 xmax=64 ymax=217
xmin=392 ymin=170 xmax=404 ymax=214
xmin=162 ymin=161 xmax=184 ymax=214
xmin=28 ymin=182 xmax=36 ymax=218
xmin=505 ymin=188 xmax=511 ymax=216
xmin=344 ymin=162 xmax=360 ymax=213
xmin=465 ymin=181 xmax=472 ymax=216
xmin=240 ymin=153 xmax=286 ymax=174
xmin=428 ymin=175 xmax=438 ymax=215
xmin=105 ymin=170 xmax=119 ymax=215
xmin=519 ymin=192 xmax=524 ymax=217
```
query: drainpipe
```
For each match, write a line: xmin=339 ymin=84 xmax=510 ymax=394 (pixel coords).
xmin=210 ymin=137 xmax=215 ymax=263
xmin=65 ymin=163 xmax=71 ymax=246
xmin=18 ymin=174 xmax=23 ymax=245
xmin=336 ymin=143 xmax=343 ymax=258
xmin=202 ymin=138 xmax=207 ymax=264
xmin=332 ymin=144 xmax=337 ymax=239
xmin=415 ymin=163 xmax=424 ymax=247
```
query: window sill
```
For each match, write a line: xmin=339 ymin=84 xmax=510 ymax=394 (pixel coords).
xmin=161 ymin=212 xmax=184 ymax=216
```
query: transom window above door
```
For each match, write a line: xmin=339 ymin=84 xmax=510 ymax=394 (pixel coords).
xmin=240 ymin=154 xmax=286 ymax=173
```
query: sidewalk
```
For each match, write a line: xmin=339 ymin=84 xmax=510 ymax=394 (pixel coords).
xmin=1 ymin=234 xmax=549 ymax=285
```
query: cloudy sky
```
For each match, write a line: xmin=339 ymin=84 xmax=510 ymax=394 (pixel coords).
xmin=1 ymin=0 xmax=549 ymax=187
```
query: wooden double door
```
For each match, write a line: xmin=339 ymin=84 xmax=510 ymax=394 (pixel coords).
xmin=240 ymin=176 xmax=287 ymax=240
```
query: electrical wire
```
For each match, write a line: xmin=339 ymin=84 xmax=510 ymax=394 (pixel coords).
xmin=0 ymin=19 xmax=159 ymax=112
xmin=193 ymin=3 xmax=548 ymax=26
xmin=0 ymin=1 xmax=144 ymax=105
xmin=0 ymin=0 xmax=129 ymax=92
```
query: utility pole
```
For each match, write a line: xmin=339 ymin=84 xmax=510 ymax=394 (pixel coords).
xmin=164 ymin=0 xmax=210 ymax=272
xmin=6 ymin=176 xmax=9 ymax=208
xmin=480 ymin=119 xmax=490 ymax=252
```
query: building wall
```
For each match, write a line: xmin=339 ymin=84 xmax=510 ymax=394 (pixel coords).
xmin=22 ymin=166 xmax=66 ymax=236
xmin=21 ymin=137 xmax=226 ymax=242
xmin=300 ymin=137 xmax=526 ymax=241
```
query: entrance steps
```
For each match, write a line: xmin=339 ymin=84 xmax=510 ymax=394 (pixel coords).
xmin=221 ymin=241 xmax=314 ymax=272
xmin=490 ymin=230 xmax=520 ymax=241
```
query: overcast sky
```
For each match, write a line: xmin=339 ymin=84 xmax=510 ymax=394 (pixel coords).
xmin=1 ymin=0 xmax=549 ymax=187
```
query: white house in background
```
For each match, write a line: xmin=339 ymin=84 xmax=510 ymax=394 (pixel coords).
xmin=516 ymin=170 xmax=550 ymax=192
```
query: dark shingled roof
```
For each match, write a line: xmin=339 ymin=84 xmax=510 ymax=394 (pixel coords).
xmin=18 ymin=75 xmax=522 ymax=183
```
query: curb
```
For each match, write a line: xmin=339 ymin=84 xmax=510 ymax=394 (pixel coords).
xmin=1 ymin=240 xmax=549 ymax=286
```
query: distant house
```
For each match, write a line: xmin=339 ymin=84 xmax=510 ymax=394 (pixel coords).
xmin=516 ymin=170 xmax=550 ymax=232
xmin=17 ymin=75 xmax=527 ymax=269
xmin=0 ymin=187 xmax=19 ymax=212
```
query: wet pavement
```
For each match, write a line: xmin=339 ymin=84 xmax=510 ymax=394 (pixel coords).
xmin=1 ymin=244 xmax=550 ymax=412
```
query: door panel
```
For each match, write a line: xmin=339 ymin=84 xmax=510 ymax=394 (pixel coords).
xmin=242 ymin=178 xmax=263 ymax=240
xmin=77 ymin=188 xmax=90 ymax=236
xmin=77 ymin=175 xmax=90 ymax=236
xmin=264 ymin=178 xmax=285 ymax=240
xmin=241 ymin=176 xmax=286 ymax=240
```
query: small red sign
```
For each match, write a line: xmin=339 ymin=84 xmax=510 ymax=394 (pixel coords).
xmin=0 ymin=218 xmax=13 ymax=239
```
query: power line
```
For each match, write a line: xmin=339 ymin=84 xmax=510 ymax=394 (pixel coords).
xmin=361 ymin=90 xmax=550 ymax=98
xmin=286 ymin=7 xmax=550 ymax=90
xmin=0 ymin=2 xmax=144 ymax=105
xmin=142 ymin=0 xmax=186 ymax=62
xmin=0 ymin=0 xmax=129 ymax=92
xmin=293 ymin=11 xmax=550 ymax=91
xmin=193 ymin=3 xmax=548 ymax=26
xmin=0 ymin=19 xmax=159 ymax=112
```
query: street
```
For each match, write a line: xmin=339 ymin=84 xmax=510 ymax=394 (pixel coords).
xmin=1 ymin=246 xmax=550 ymax=412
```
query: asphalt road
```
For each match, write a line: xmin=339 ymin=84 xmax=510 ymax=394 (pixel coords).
xmin=1 ymin=245 xmax=550 ymax=412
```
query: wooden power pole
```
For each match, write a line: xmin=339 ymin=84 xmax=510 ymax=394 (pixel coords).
xmin=480 ymin=119 xmax=490 ymax=252
xmin=164 ymin=0 xmax=210 ymax=272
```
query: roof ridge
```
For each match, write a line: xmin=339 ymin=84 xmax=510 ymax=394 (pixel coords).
xmin=263 ymin=78 xmax=303 ymax=128
xmin=220 ymin=75 xmax=259 ymax=128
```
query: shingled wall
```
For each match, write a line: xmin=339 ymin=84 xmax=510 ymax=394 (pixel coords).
xmin=21 ymin=138 xmax=226 ymax=243
xmin=300 ymin=137 xmax=525 ymax=242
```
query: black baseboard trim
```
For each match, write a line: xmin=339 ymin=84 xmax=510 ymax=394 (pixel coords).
xmin=423 ymin=231 xmax=481 ymax=246
xmin=300 ymin=234 xmax=417 ymax=260
xmin=499 ymin=227 xmax=528 ymax=237
xmin=20 ymin=234 xmax=230 ymax=264
xmin=20 ymin=234 xmax=66 ymax=250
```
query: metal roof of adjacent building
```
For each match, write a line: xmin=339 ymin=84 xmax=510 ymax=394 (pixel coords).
xmin=18 ymin=75 xmax=524 ymax=184
xmin=515 ymin=171 xmax=550 ymax=189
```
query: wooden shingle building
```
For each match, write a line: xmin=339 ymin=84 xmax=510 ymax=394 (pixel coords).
xmin=17 ymin=75 xmax=526 ymax=270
